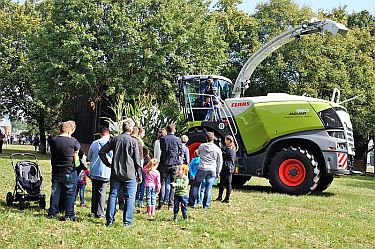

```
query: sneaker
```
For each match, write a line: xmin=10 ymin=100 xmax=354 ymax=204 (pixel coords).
xmin=156 ymin=205 xmax=163 ymax=210
xmin=106 ymin=222 xmax=114 ymax=227
xmin=66 ymin=216 xmax=78 ymax=222
xmin=173 ymin=217 xmax=178 ymax=223
xmin=47 ymin=214 xmax=56 ymax=219
xmin=168 ymin=206 xmax=173 ymax=211
xmin=222 ymin=199 xmax=230 ymax=203
xmin=215 ymin=198 xmax=222 ymax=202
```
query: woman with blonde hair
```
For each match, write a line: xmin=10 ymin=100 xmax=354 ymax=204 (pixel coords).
xmin=216 ymin=135 xmax=236 ymax=203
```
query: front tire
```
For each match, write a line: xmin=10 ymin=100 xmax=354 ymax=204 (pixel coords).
xmin=312 ymin=174 xmax=334 ymax=193
xmin=269 ymin=147 xmax=320 ymax=195
xmin=19 ymin=196 xmax=27 ymax=210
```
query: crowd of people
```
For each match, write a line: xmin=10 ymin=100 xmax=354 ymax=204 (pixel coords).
xmin=46 ymin=119 xmax=237 ymax=227
xmin=0 ymin=132 xmax=43 ymax=152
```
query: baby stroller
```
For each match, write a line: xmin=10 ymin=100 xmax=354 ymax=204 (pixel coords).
xmin=6 ymin=153 xmax=46 ymax=210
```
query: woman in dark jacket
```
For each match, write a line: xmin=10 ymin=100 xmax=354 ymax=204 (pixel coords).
xmin=216 ymin=135 xmax=236 ymax=203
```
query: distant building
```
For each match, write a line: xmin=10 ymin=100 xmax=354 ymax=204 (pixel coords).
xmin=0 ymin=114 xmax=11 ymax=134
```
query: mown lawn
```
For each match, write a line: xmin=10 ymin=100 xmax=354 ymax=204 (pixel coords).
xmin=0 ymin=145 xmax=374 ymax=249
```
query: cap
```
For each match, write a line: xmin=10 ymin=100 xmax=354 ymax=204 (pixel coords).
xmin=208 ymin=75 xmax=213 ymax=80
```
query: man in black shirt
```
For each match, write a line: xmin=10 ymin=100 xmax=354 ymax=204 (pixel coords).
xmin=47 ymin=121 xmax=80 ymax=220
xmin=157 ymin=124 xmax=182 ymax=210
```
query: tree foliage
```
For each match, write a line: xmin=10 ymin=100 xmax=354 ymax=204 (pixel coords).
xmin=0 ymin=0 xmax=374 ymax=161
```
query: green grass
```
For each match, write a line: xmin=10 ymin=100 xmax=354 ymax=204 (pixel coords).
xmin=0 ymin=145 xmax=374 ymax=249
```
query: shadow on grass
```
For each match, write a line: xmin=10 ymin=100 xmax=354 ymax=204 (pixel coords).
xmin=234 ymin=185 xmax=276 ymax=194
xmin=309 ymin=192 xmax=335 ymax=197
xmin=234 ymin=185 xmax=336 ymax=197
xmin=0 ymin=199 xmax=46 ymax=214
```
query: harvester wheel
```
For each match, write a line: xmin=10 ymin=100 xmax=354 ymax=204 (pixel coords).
xmin=186 ymin=129 xmax=224 ymax=158
xmin=269 ymin=146 xmax=320 ymax=195
xmin=186 ymin=129 xmax=207 ymax=160
xmin=312 ymin=174 xmax=334 ymax=193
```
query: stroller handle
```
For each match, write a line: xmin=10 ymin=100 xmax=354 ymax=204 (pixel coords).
xmin=10 ymin=153 xmax=38 ymax=163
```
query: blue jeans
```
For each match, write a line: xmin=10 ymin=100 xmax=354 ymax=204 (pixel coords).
xmin=146 ymin=186 xmax=157 ymax=206
xmin=48 ymin=172 xmax=77 ymax=218
xmin=192 ymin=169 xmax=216 ymax=208
xmin=106 ymin=179 xmax=137 ymax=226
xmin=135 ymin=172 xmax=146 ymax=205
xmin=76 ymin=183 xmax=86 ymax=205
xmin=174 ymin=195 xmax=188 ymax=219
xmin=188 ymin=179 xmax=206 ymax=206
xmin=163 ymin=175 xmax=171 ymax=203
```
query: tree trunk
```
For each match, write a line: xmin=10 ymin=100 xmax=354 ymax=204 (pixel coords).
xmin=38 ymin=111 xmax=47 ymax=154
xmin=353 ymin=131 xmax=368 ymax=173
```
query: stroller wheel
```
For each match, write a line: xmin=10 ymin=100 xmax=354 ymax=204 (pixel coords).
xmin=19 ymin=196 xmax=27 ymax=210
xmin=39 ymin=196 xmax=46 ymax=209
xmin=6 ymin=192 xmax=13 ymax=206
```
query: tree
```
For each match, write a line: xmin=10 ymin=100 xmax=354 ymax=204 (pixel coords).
xmin=0 ymin=0 xmax=54 ymax=153
xmin=213 ymin=0 xmax=260 ymax=81
xmin=30 ymin=0 xmax=227 ymax=108
xmin=249 ymin=0 xmax=315 ymax=96
xmin=27 ymin=0 xmax=227 ymax=145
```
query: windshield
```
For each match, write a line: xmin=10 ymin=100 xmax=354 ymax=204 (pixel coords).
xmin=178 ymin=76 xmax=232 ymax=121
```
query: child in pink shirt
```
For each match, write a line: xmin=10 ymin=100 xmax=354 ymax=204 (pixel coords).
xmin=144 ymin=158 xmax=161 ymax=216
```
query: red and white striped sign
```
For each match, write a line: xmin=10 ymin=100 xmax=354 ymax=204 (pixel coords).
xmin=337 ymin=153 xmax=348 ymax=169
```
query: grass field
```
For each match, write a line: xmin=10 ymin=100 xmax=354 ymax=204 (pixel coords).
xmin=0 ymin=145 xmax=374 ymax=249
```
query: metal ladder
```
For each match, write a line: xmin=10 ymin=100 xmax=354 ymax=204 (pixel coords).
xmin=187 ymin=93 xmax=239 ymax=151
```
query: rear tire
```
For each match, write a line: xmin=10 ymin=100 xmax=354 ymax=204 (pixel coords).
xmin=186 ymin=129 xmax=207 ymax=160
xmin=39 ymin=195 xmax=46 ymax=209
xmin=19 ymin=196 xmax=27 ymax=210
xmin=269 ymin=146 xmax=320 ymax=195
xmin=186 ymin=129 xmax=223 ymax=161
xmin=312 ymin=174 xmax=334 ymax=193
xmin=6 ymin=192 xmax=13 ymax=206
xmin=232 ymin=175 xmax=251 ymax=188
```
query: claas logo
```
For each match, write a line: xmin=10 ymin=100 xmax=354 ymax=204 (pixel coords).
xmin=231 ymin=102 xmax=250 ymax=107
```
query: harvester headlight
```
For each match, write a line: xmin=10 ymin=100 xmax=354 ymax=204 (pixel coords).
xmin=327 ymin=131 xmax=345 ymax=139
xmin=318 ymin=108 xmax=343 ymax=129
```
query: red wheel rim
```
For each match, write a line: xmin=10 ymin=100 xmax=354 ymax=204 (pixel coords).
xmin=278 ymin=159 xmax=306 ymax=187
xmin=188 ymin=142 xmax=201 ymax=163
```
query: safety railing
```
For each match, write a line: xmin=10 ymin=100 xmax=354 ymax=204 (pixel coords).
xmin=186 ymin=93 xmax=239 ymax=151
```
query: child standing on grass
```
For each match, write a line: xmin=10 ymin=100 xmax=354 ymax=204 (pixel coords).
xmin=135 ymin=147 xmax=151 ymax=208
xmin=76 ymin=150 xmax=90 ymax=207
xmin=144 ymin=158 xmax=161 ymax=216
xmin=172 ymin=164 xmax=189 ymax=222
xmin=188 ymin=150 xmax=205 ymax=207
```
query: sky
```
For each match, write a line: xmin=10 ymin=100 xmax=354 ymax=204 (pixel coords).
xmin=238 ymin=0 xmax=375 ymax=14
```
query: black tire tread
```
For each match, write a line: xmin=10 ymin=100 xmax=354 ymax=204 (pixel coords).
xmin=269 ymin=146 xmax=320 ymax=195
